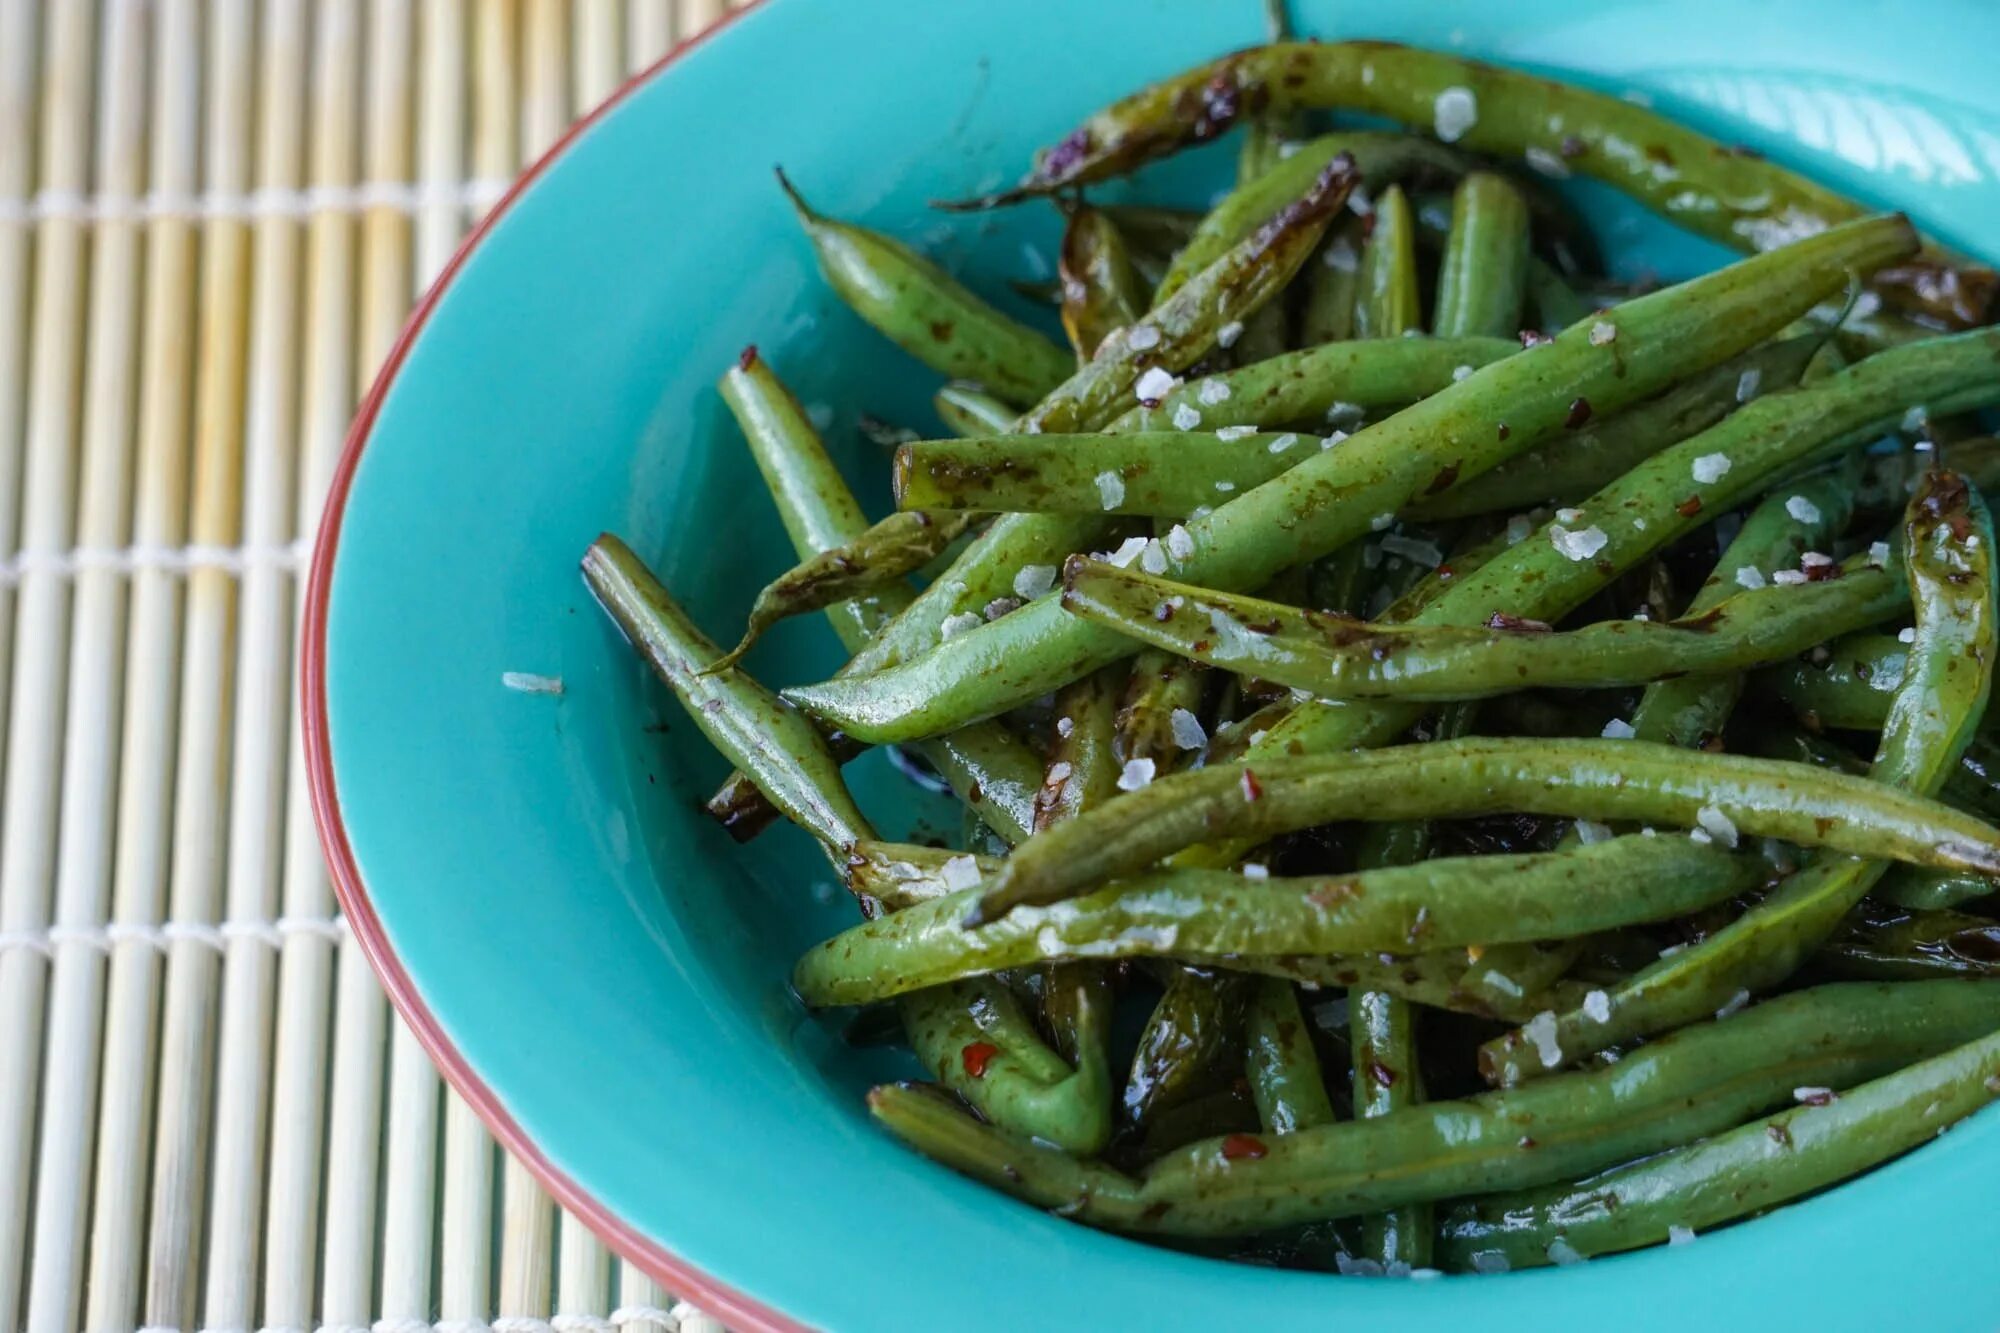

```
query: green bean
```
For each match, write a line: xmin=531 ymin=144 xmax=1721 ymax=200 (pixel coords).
xmin=1206 ymin=324 xmax=2000 ymax=853
xmin=1035 ymin=666 xmax=1122 ymax=833
xmin=899 ymin=977 xmax=1112 ymax=1154
xmin=1299 ymin=216 xmax=1362 ymax=345
xmin=795 ymin=834 xmax=1764 ymax=1007
xmin=1117 ymin=649 xmax=1209 ymax=775
xmin=867 ymin=981 xmax=2000 ymax=1236
xmin=1100 ymin=205 xmax=1201 ymax=261
xmin=1432 ymin=172 xmax=1530 ymax=338
xmin=1464 ymin=941 xmax=1583 ymax=1012
xmin=1480 ymin=471 xmax=1999 ymax=1086
xmin=1353 ymin=185 xmax=1422 ymax=338
xmin=706 ymin=354 xmax=1045 ymax=845
xmin=1821 ymin=907 xmax=2000 ymax=979
xmin=1438 ymin=1017 xmax=2000 ymax=1270
xmin=1236 ymin=0 xmax=1302 ymax=184
xmin=1525 ymin=254 xmax=1593 ymax=332
xmin=1125 ymin=968 xmax=1253 ymax=1127
xmin=583 ymin=535 xmax=873 ymax=853
xmin=1019 ymin=155 xmax=1355 ymax=437
xmin=784 ymin=218 xmax=1918 ymax=745
xmin=1405 ymin=337 xmax=1820 ymax=521
xmin=1108 ymin=334 xmax=1516 ymax=434
xmin=1227 ymin=951 xmax=1590 ymax=1023
xmin=1858 ymin=436 xmax=2000 ymax=514
xmin=777 ymin=170 xmax=1072 ymax=405
xmin=842 ymin=841 xmax=1000 ymax=913
xmin=981 ymin=42 xmax=1992 ymax=326
xmin=933 ymin=382 xmax=1017 ymax=438
xmin=1349 ymin=976 xmax=1432 ymax=1266
xmin=1871 ymin=866 xmax=2000 ymax=914
xmin=1754 ymin=631 xmax=1906 ymax=730
xmin=1059 ymin=545 xmax=1903 ymax=703
xmin=1619 ymin=458 xmax=1856 ymax=750
xmin=709 ymin=510 xmax=982 ymax=671
xmin=893 ymin=430 xmax=1314 ymax=517
xmin=1245 ymin=977 xmax=1336 ymax=1135
xmin=971 ymin=736 xmax=2000 ymax=921
xmin=1058 ymin=202 xmax=1148 ymax=361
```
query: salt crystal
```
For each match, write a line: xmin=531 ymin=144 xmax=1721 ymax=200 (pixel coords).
xmin=1668 ymin=1225 xmax=1697 ymax=1246
xmin=1736 ymin=368 xmax=1762 ymax=402
xmin=1325 ymin=401 xmax=1364 ymax=424
xmin=1688 ymin=827 xmax=1713 ymax=845
xmin=1899 ymin=626 xmax=1917 ymax=644
xmin=1055 ymin=716 xmax=1074 ymax=738
xmin=1198 ymin=378 xmax=1232 ymax=405
xmin=1547 ymin=1238 xmax=1586 ymax=1267
xmin=501 ymin=672 xmax=564 ymax=695
xmin=1013 ymin=564 xmax=1057 ymax=599
xmin=1524 ymin=1010 xmax=1563 ymax=1069
xmin=1241 ymin=863 xmax=1270 ymax=880
xmin=940 ymin=855 xmax=981 ymax=890
xmin=1172 ymin=402 xmax=1203 ymax=430
xmin=1169 ymin=708 xmax=1207 ymax=750
xmin=1117 ymin=757 xmax=1156 ymax=792
xmin=1903 ymin=405 xmax=1929 ymax=433
xmin=1453 ymin=363 xmax=1475 ymax=382
xmin=1771 ymin=569 xmax=1809 ymax=585
xmin=1165 ymin=525 xmax=1195 ymax=560
xmin=939 ymin=611 xmax=984 ymax=639
xmin=1602 ymin=717 xmax=1636 ymax=740
xmin=1323 ymin=236 xmax=1359 ymax=271
xmin=1549 ymin=524 xmax=1609 ymax=561
xmin=1795 ymin=1086 xmax=1835 ymax=1104
xmin=1575 ymin=820 xmax=1614 ymax=844
xmin=1134 ymin=366 xmax=1179 ymax=402
xmin=1321 ymin=430 xmax=1350 ymax=450
xmin=1735 ymin=566 xmax=1766 ymax=590
xmin=1715 ymin=989 xmax=1752 ymax=1020
xmin=1471 ymin=1252 xmax=1512 ymax=1274
xmin=1268 ymin=433 xmax=1299 ymax=453
xmin=1140 ymin=540 xmax=1168 ymax=575
xmin=1217 ymin=320 xmax=1245 ymax=348
xmin=1555 ymin=507 xmax=1584 ymax=524
xmin=1126 ymin=324 xmax=1161 ymax=351
xmin=1800 ymin=551 xmax=1834 ymax=569
xmin=1433 ymin=86 xmax=1478 ymax=142
xmin=1691 ymin=452 xmax=1732 ymax=484
xmin=1216 ymin=425 xmax=1258 ymax=441
xmin=1104 ymin=535 xmax=1149 ymax=567
xmin=1696 ymin=804 xmax=1739 ymax=848
xmin=1215 ymin=480 xmax=1236 ymax=493
xmin=1095 ymin=470 xmax=1126 ymax=510
xmin=1371 ymin=512 xmax=1396 ymax=532
xmin=1525 ymin=146 xmax=1571 ymax=178
xmin=1583 ymin=990 xmax=1612 ymax=1023
xmin=1589 ymin=320 xmax=1617 ymax=346
xmin=1505 ymin=514 xmax=1534 ymax=545
xmin=1869 ymin=540 xmax=1892 ymax=566
xmin=1786 ymin=494 xmax=1822 ymax=524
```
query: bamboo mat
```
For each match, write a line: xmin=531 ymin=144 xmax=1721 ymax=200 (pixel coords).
xmin=0 ymin=4 xmax=747 ymax=1331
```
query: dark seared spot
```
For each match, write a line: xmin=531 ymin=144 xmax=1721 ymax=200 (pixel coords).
xmin=1677 ymin=495 xmax=1704 ymax=517
xmin=1425 ymin=461 xmax=1462 ymax=495
xmin=929 ymin=319 xmax=954 ymax=343
xmin=1565 ymin=397 xmax=1593 ymax=429
xmin=1487 ymin=613 xmax=1552 ymax=632
xmin=1497 ymin=421 xmax=1511 ymax=441
xmin=737 ymin=344 xmax=759 ymax=370
xmin=1559 ymin=134 xmax=1587 ymax=158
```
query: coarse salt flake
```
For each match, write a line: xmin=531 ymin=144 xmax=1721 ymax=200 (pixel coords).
xmin=1800 ymin=551 xmax=1834 ymax=569
xmin=1547 ymin=1239 xmax=1586 ymax=1267
xmin=1198 ymin=378 xmax=1232 ymax=406
xmin=1555 ymin=508 xmax=1585 ymax=524
xmin=1583 ymin=990 xmax=1612 ymax=1023
xmin=1321 ymin=430 xmax=1350 ymax=450
xmin=1716 ymin=989 xmax=1752 ymax=1020
xmin=1164 ymin=525 xmax=1196 ymax=561
xmin=1453 ymin=363 xmax=1475 ymax=382
xmin=1601 ymin=717 xmax=1636 ymax=740
xmin=1575 ymin=820 xmax=1614 ymax=845
xmin=1140 ymin=540 xmax=1169 ymax=575
xmin=1241 ymin=862 xmax=1271 ymax=880
xmin=1215 ymin=480 xmax=1236 ymax=493
xmin=1736 ymin=368 xmax=1762 ymax=402
xmin=1134 ymin=366 xmax=1179 ymax=402
xmin=1786 ymin=494 xmax=1822 ymax=524
xmin=1903 ymin=405 xmax=1929 ymax=433
xmin=1433 ymin=85 xmax=1478 ymax=141
xmin=1668 ymin=1226 xmax=1697 ymax=1246
xmin=1899 ymin=626 xmax=1917 ymax=643
xmin=1013 ymin=564 xmax=1057 ymax=599
xmin=1691 ymin=452 xmax=1732 ymax=484
xmin=1524 ymin=1011 xmax=1563 ymax=1069
xmin=1795 ymin=1086 xmax=1835 ymax=1104
xmin=1696 ymin=804 xmax=1739 ymax=848
xmin=1323 ymin=236 xmax=1360 ymax=272
xmin=939 ymin=611 xmax=984 ymax=639
xmin=1506 ymin=514 xmax=1534 ymax=545
xmin=1055 ymin=716 xmax=1074 ymax=738
xmin=1169 ymin=708 xmax=1208 ymax=750
xmin=1525 ymin=146 xmax=1571 ymax=178
xmin=1735 ymin=566 xmax=1766 ymax=590
xmin=1589 ymin=320 xmax=1617 ymax=346
xmin=1869 ymin=540 xmax=1891 ymax=566
xmin=501 ymin=672 xmax=564 ymax=695
xmin=940 ymin=854 xmax=982 ymax=890
xmin=1216 ymin=424 xmax=1258 ymax=441
xmin=1325 ymin=401 xmax=1364 ymax=424
xmin=1104 ymin=535 xmax=1150 ymax=567
xmin=1268 ymin=433 xmax=1299 ymax=454
xmin=1371 ymin=512 xmax=1396 ymax=532
xmin=1217 ymin=320 xmax=1245 ymax=348
xmin=1771 ymin=569 xmax=1809 ymax=585
xmin=1126 ymin=324 xmax=1161 ymax=351
xmin=1172 ymin=402 xmax=1203 ymax=430
xmin=1688 ymin=827 xmax=1713 ymax=845
xmin=1117 ymin=757 xmax=1156 ymax=792
xmin=1550 ymin=524 xmax=1609 ymax=561
xmin=1094 ymin=470 xmax=1126 ymax=510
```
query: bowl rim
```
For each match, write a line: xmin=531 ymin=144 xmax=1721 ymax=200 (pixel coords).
xmin=300 ymin=3 xmax=803 ymax=1330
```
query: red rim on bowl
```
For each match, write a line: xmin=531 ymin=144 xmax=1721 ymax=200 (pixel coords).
xmin=301 ymin=4 xmax=806 ymax=1330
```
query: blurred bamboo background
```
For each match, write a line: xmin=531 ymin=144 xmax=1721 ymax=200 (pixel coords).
xmin=0 ymin=4 xmax=747 ymax=1331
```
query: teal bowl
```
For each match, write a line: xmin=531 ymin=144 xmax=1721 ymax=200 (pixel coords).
xmin=307 ymin=1 xmax=2000 ymax=1328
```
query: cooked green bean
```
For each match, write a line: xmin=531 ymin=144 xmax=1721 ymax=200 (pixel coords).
xmin=1246 ymin=977 xmax=1336 ymax=1135
xmin=1524 ymin=256 xmax=1593 ymax=332
xmin=979 ymin=42 xmax=1992 ymax=326
xmin=867 ymin=981 xmax=2000 ymax=1236
xmin=1058 ymin=203 xmax=1148 ymax=361
xmin=796 ymin=835 xmax=1764 ymax=1007
xmin=785 ymin=219 xmax=1917 ymax=745
xmin=1117 ymin=649 xmax=1209 ymax=775
xmin=1821 ymin=907 xmax=2000 ymax=979
xmin=1126 ymin=968 xmax=1253 ymax=1127
xmin=1481 ymin=471 xmax=1999 ymax=1086
xmin=842 ymin=841 xmax=1000 ymax=912
xmin=1872 ymin=866 xmax=2000 ymax=914
xmin=1405 ymin=337 xmax=1819 ymax=521
xmin=583 ymin=535 xmax=873 ymax=853
xmin=970 ymin=736 xmax=2000 ymax=921
xmin=1755 ymin=631 xmax=1906 ymax=730
xmin=1036 ymin=667 xmax=1123 ymax=833
xmin=1439 ymin=1017 xmax=2000 ymax=1270
xmin=894 ymin=430 xmax=1313 ymax=517
xmin=1107 ymin=334 xmax=1516 ymax=434
xmin=777 ymin=170 xmax=1072 ymax=405
xmin=1354 ymin=185 xmax=1422 ymax=339
xmin=1299 ymin=216 xmax=1363 ymax=344
xmin=710 ymin=510 xmax=982 ymax=671
xmin=900 ymin=977 xmax=1112 ymax=1154
xmin=1237 ymin=0 xmax=1302 ymax=184
xmin=1432 ymin=172 xmax=1530 ymax=338
xmin=1349 ymin=976 xmax=1432 ymax=1266
xmin=933 ymin=382 xmax=1017 ymax=438
xmin=1227 ymin=950 xmax=1590 ymax=1023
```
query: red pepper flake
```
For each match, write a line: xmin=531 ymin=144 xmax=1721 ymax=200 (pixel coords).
xmin=1220 ymin=1133 xmax=1268 ymax=1161
xmin=1240 ymin=768 xmax=1263 ymax=803
xmin=1798 ymin=1088 xmax=1836 ymax=1107
xmin=1676 ymin=495 xmax=1704 ymax=517
xmin=1497 ymin=421 xmax=1512 ymax=440
xmin=1153 ymin=600 xmax=1177 ymax=622
xmin=1368 ymin=1060 xmax=1398 ymax=1089
xmin=1804 ymin=560 xmax=1843 ymax=583
xmin=1565 ymin=396 xmax=1593 ymax=429
xmin=961 ymin=1041 xmax=1000 ymax=1078
xmin=1436 ymin=563 xmax=1454 ymax=581
xmin=1519 ymin=329 xmax=1552 ymax=348
xmin=1518 ymin=1135 xmax=1538 ymax=1149
xmin=737 ymin=344 xmax=759 ymax=370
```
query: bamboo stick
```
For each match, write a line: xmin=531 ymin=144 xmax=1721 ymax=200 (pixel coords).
xmin=80 ymin=3 xmax=202 ymax=1327
xmin=140 ymin=0 xmax=256 ymax=1325
xmin=0 ymin=0 xmax=39 ymax=794
xmin=196 ymin=0 xmax=313 ymax=1324
xmin=0 ymin=3 xmax=98 ymax=1325
xmin=18 ymin=5 xmax=149 ymax=1329
xmin=617 ymin=1264 xmax=677 ymax=1333
xmin=625 ymin=0 xmax=674 ymax=72
xmin=559 ymin=1212 xmax=613 ymax=1330
xmin=676 ymin=0 xmax=730 ymax=40
xmin=521 ymin=0 xmax=569 ymax=159
xmin=470 ymin=0 xmax=519 ymax=222
xmin=499 ymin=1155 xmax=556 ymax=1325
xmin=416 ymin=0 xmax=467 ymax=288
xmin=575 ymin=0 xmax=623 ymax=108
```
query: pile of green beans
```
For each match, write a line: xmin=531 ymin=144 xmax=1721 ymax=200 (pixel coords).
xmin=583 ymin=24 xmax=2000 ymax=1280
